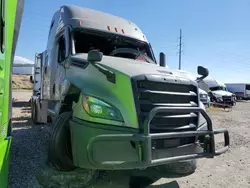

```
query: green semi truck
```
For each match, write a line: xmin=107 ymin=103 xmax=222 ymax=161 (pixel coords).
xmin=30 ymin=4 xmax=230 ymax=184
xmin=0 ymin=0 xmax=24 ymax=187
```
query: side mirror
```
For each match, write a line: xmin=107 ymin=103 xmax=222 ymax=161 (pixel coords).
xmin=30 ymin=75 xmax=34 ymax=83
xmin=196 ymin=66 xmax=209 ymax=82
xmin=159 ymin=52 xmax=166 ymax=67
xmin=87 ymin=50 xmax=103 ymax=62
xmin=198 ymin=66 xmax=209 ymax=77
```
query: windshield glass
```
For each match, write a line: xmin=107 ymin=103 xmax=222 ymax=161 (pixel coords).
xmin=72 ymin=30 xmax=156 ymax=64
xmin=210 ymin=86 xmax=227 ymax=91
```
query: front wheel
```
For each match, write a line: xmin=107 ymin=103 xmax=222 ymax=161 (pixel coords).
xmin=48 ymin=112 xmax=75 ymax=171
xmin=31 ymin=100 xmax=38 ymax=125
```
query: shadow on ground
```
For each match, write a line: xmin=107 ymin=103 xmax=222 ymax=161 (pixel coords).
xmin=147 ymin=181 xmax=180 ymax=188
xmin=12 ymin=100 xmax=30 ymax=108
xmin=9 ymin=100 xmax=49 ymax=188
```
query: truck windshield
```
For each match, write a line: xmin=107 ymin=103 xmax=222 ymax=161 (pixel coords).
xmin=72 ymin=30 xmax=156 ymax=64
xmin=210 ymin=86 xmax=226 ymax=91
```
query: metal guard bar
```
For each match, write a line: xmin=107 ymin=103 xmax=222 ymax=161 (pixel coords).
xmin=87 ymin=107 xmax=229 ymax=169
xmin=143 ymin=106 xmax=229 ymax=165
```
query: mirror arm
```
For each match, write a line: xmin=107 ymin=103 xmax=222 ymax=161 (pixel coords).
xmin=196 ymin=75 xmax=206 ymax=82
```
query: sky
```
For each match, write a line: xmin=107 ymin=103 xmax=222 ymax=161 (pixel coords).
xmin=15 ymin=0 xmax=250 ymax=83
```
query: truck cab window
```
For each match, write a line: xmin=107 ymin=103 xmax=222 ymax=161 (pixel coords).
xmin=58 ymin=36 xmax=66 ymax=62
xmin=246 ymin=85 xmax=250 ymax=90
xmin=210 ymin=86 xmax=225 ymax=91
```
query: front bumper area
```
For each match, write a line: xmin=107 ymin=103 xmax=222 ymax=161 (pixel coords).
xmin=70 ymin=107 xmax=229 ymax=170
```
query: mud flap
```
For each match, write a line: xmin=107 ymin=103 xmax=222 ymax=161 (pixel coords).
xmin=0 ymin=137 xmax=11 ymax=188
xmin=33 ymin=98 xmax=48 ymax=124
xmin=37 ymin=100 xmax=48 ymax=123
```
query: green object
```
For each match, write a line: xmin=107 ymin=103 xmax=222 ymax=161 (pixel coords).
xmin=0 ymin=0 xmax=24 ymax=187
xmin=82 ymin=94 xmax=123 ymax=121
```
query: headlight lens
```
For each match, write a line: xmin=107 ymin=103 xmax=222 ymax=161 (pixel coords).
xmin=200 ymin=94 xmax=207 ymax=99
xmin=82 ymin=94 xmax=123 ymax=122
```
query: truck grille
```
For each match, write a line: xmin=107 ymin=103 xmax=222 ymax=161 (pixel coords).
xmin=222 ymin=96 xmax=232 ymax=103
xmin=131 ymin=75 xmax=199 ymax=148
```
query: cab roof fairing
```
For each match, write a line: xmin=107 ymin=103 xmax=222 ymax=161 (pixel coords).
xmin=54 ymin=5 xmax=148 ymax=43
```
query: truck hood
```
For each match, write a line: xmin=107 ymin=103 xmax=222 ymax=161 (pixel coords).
xmin=72 ymin=53 xmax=196 ymax=80
xmin=199 ymin=88 xmax=208 ymax=95
xmin=212 ymin=90 xmax=233 ymax=96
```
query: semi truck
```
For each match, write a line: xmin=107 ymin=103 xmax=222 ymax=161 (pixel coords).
xmin=225 ymin=83 xmax=250 ymax=100
xmin=30 ymin=4 xmax=229 ymax=185
xmin=200 ymin=78 xmax=236 ymax=106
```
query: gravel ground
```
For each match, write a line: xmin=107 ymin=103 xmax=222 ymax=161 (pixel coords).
xmin=8 ymin=92 xmax=250 ymax=188
xmin=9 ymin=96 xmax=47 ymax=188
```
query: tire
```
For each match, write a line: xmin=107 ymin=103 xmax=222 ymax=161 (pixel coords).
xmin=157 ymin=160 xmax=197 ymax=176
xmin=48 ymin=111 xmax=75 ymax=171
xmin=31 ymin=100 xmax=34 ymax=120
xmin=32 ymin=101 xmax=38 ymax=125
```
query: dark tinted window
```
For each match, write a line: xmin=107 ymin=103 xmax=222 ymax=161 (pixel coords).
xmin=246 ymin=85 xmax=250 ymax=90
xmin=58 ymin=36 xmax=66 ymax=62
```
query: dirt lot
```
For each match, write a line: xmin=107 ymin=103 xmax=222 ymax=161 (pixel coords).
xmin=8 ymin=92 xmax=250 ymax=188
xmin=12 ymin=74 xmax=32 ymax=90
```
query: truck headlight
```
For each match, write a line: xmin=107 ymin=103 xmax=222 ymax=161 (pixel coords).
xmin=200 ymin=94 xmax=207 ymax=99
xmin=82 ymin=94 xmax=123 ymax=122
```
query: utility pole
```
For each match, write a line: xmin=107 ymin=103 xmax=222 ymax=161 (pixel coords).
xmin=178 ymin=29 xmax=183 ymax=70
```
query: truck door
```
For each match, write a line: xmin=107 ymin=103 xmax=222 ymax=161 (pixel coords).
xmin=51 ymin=28 xmax=69 ymax=101
xmin=0 ymin=0 xmax=24 ymax=187
xmin=0 ymin=0 xmax=10 ymax=187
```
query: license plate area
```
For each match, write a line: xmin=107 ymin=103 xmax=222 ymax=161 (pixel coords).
xmin=152 ymin=137 xmax=195 ymax=149
xmin=163 ymin=139 xmax=180 ymax=148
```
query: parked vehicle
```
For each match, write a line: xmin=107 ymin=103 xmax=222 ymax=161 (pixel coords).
xmin=200 ymin=78 xmax=235 ymax=106
xmin=220 ymin=82 xmax=236 ymax=104
xmin=225 ymin=83 xmax=250 ymax=100
xmin=199 ymin=88 xmax=210 ymax=107
xmin=30 ymin=5 xmax=229 ymax=183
